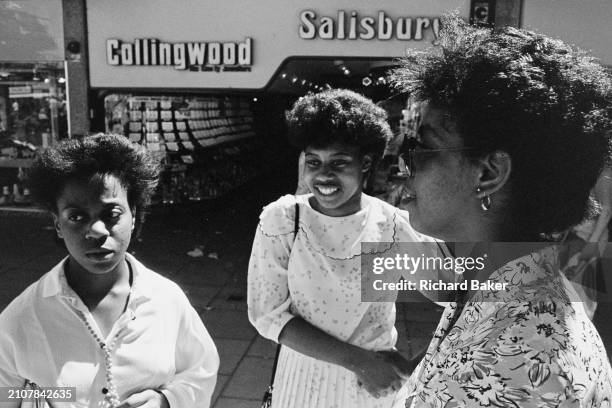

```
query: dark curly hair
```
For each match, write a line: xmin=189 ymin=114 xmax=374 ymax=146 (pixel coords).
xmin=27 ymin=134 xmax=160 ymax=215
xmin=286 ymin=89 xmax=392 ymax=160
xmin=390 ymin=15 xmax=612 ymax=236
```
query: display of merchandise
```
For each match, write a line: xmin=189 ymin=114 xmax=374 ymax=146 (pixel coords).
xmin=0 ymin=185 xmax=11 ymax=205
xmin=152 ymin=139 xmax=264 ymax=204
xmin=105 ymin=94 xmax=262 ymax=204
xmin=0 ymin=182 xmax=31 ymax=206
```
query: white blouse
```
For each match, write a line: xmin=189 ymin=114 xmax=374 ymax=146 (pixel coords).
xmin=248 ymin=194 xmax=436 ymax=350
xmin=0 ymin=254 xmax=219 ymax=408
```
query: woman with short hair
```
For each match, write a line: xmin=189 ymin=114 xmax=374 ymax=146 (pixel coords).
xmin=248 ymin=89 xmax=440 ymax=408
xmin=0 ymin=134 xmax=219 ymax=408
xmin=390 ymin=16 xmax=612 ymax=407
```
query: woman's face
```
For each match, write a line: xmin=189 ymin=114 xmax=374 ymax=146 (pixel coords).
xmin=303 ymin=142 xmax=371 ymax=217
xmin=53 ymin=174 xmax=135 ymax=276
xmin=403 ymin=105 xmax=479 ymax=241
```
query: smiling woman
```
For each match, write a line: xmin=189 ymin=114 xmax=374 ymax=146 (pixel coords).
xmin=0 ymin=134 xmax=219 ymax=408
xmin=302 ymin=142 xmax=370 ymax=216
xmin=247 ymin=89 xmax=446 ymax=408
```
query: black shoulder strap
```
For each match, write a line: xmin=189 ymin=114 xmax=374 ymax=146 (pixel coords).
xmin=293 ymin=202 xmax=300 ymax=241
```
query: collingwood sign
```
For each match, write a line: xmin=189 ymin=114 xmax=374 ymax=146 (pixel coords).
xmin=299 ymin=10 xmax=440 ymax=41
xmin=106 ymin=38 xmax=253 ymax=70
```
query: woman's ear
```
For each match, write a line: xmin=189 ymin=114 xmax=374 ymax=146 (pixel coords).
xmin=52 ymin=213 xmax=63 ymax=239
xmin=362 ymin=155 xmax=373 ymax=173
xmin=475 ymin=151 xmax=512 ymax=195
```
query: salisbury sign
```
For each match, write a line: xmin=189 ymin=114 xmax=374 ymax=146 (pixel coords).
xmin=299 ymin=11 xmax=440 ymax=41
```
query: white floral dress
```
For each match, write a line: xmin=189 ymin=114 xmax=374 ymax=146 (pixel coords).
xmin=404 ymin=246 xmax=612 ymax=408
xmin=247 ymin=194 xmax=432 ymax=408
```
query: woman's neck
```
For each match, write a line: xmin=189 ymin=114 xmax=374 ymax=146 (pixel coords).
xmin=65 ymin=257 xmax=131 ymax=304
xmin=442 ymin=216 xmax=543 ymax=293
xmin=444 ymin=212 xmax=540 ymax=243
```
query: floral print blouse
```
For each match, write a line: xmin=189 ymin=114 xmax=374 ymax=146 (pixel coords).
xmin=404 ymin=246 xmax=612 ymax=408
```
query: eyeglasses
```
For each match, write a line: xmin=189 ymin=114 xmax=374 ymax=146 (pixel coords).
xmin=399 ymin=138 xmax=477 ymax=177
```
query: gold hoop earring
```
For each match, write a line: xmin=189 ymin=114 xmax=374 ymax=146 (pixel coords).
xmin=481 ymin=195 xmax=491 ymax=211
xmin=476 ymin=187 xmax=492 ymax=211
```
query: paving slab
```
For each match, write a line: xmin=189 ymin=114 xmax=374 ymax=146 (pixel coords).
xmin=246 ymin=335 xmax=277 ymax=359
xmin=200 ymin=309 xmax=258 ymax=340
xmin=175 ymin=260 xmax=232 ymax=287
xmin=222 ymin=356 xmax=274 ymax=400
xmin=211 ymin=374 xmax=230 ymax=405
xmin=209 ymin=286 xmax=248 ymax=311
xmin=179 ymin=284 xmax=222 ymax=313
xmin=136 ymin=255 xmax=189 ymax=277
xmin=216 ymin=338 xmax=252 ymax=375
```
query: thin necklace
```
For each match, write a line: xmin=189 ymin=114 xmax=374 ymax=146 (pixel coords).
xmin=68 ymin=259 xmax=133 ymax=408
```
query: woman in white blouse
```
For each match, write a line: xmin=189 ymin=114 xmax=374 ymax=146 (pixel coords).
xmin=0 ymin=134 xmax=219 ymax=408
xmin=247 ymin=89 xmax=440 ymax=408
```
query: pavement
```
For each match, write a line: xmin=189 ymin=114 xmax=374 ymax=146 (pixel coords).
xmin=1 ymin=168 xmax=611 ymax=408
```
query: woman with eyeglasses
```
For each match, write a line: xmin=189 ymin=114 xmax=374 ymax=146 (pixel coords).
xmin=247 ymin=89 xmax=448 ymax=408
xmin=389 ymin=16 xmax=612 ymax=407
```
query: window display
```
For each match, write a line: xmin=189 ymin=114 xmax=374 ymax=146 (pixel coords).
xmin=0 ymin=61 xmax=68 ymax=207
xmin=105 ymin=94 xmax=263 ymax=203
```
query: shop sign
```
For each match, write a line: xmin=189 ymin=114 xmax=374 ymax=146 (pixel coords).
xmin=299 ymin=11 xmax=440 ymax=41
xmin=8 ymin=86 xmax=33 ymax=96
xmin=106 ymin=38 xmax=253 ymax=71
xmin=8 ymin=87 xmax=50 ymax=98
xmin=88 ymin=0 xmax=468 ymax=89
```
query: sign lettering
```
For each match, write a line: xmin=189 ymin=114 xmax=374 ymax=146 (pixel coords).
xmin=299 ymin=10 xmax=440 ymax=41
xmin=106 ymin=38 xmax=253 ymax=69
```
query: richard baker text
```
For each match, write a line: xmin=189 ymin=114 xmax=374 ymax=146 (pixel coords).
xmin=372 ymin=279 xmax=507 ymax=292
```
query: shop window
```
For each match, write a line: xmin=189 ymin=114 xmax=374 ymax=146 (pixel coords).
xmin=104 ymin=93 xmax=265 ymax=204
xmin=0 ymin=62 xmax=68 ymax=207
xmin=0 ymin=62 xmax=67 ymax=153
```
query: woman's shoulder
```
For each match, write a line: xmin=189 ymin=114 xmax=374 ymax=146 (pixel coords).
xmin=258 ymin=194 xmax=301 ymax=235
xmin=130 ymin=259 xmax=207 ymax=320
xmin=128 ymin=255 xmax=189 ymax=303
xmin=261 ymin=194 xmax=299 ymax=213
xmin=366 ymin=195 xmax=436 ymax=243
xmin=366 ymin=194 xmax=410 ymax=223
